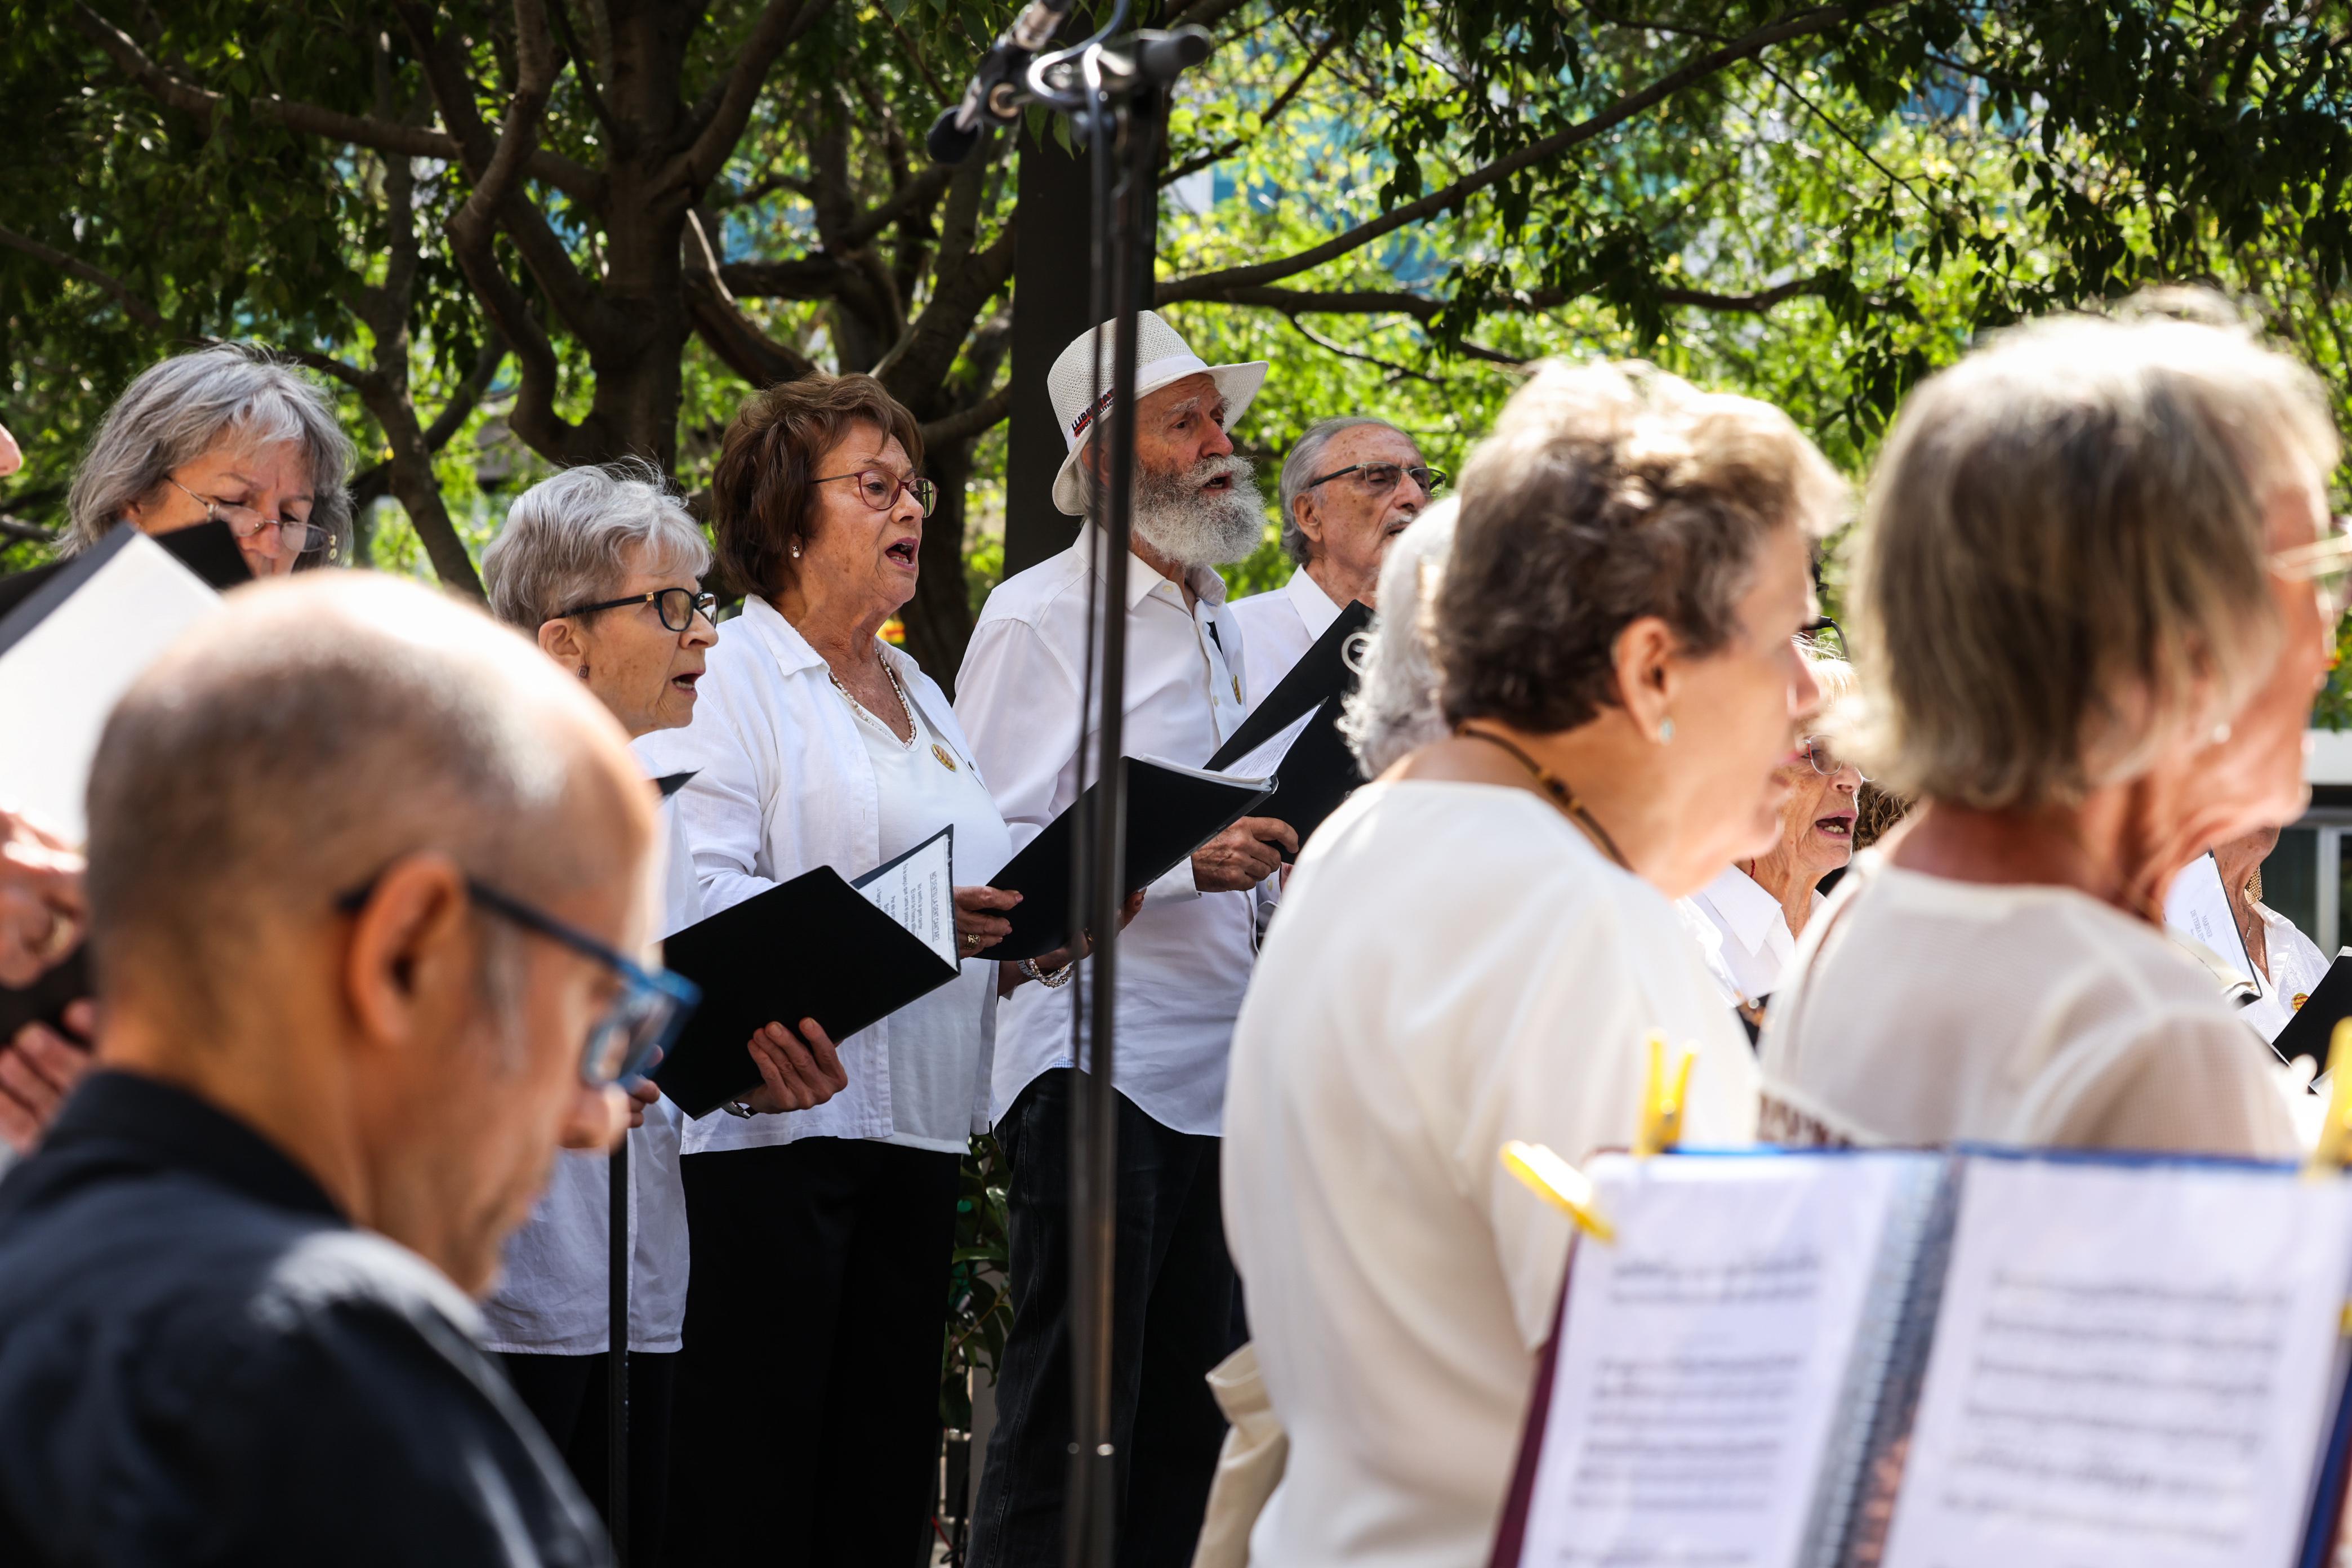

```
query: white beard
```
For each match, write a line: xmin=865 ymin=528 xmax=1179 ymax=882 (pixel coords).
xmin=1129 ymin=453 xmax=1267 ymax=568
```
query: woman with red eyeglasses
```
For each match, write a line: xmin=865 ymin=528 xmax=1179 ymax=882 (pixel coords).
xmin=1678 ymin=653 xmax=1863 ymax=1015
xmin=637 ymin=373 xmax=1099 ymax=1566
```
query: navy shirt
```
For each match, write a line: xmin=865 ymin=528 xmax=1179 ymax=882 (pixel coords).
xmin=0 ymin=1071 xmax=609 ymax=1566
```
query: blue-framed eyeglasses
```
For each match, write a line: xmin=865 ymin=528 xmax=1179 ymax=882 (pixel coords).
xmin=335 ymin=870 xmax=700 ymax=1086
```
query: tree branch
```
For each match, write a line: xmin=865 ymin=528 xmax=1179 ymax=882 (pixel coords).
xmin=0 ymin=223 xmax=166 ymax=330
xmin=841 ymin=163 xmax=957 ymax=249
xmin=69 ymin=1 xmax=600 ymax=200
xmin=1162 ymin=32 xmax=1338 ymax=186
xmin=1175 ymin=276 xmax=1829 ymax=321
xmin=1156 ymin=3 xmax=1878 ymax=302
xmin=722 ymin=256 xmax=848 ymax=298
xmin=684 ymin=210 xmax=819 ymax=387
xmin=919 ymin=380 xmax=1013 ymax=447
xmin=675 ymin=0 xmax=840 ymax=196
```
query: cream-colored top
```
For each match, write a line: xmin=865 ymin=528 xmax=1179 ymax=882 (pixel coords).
xmin=1758 ymin=852 xmax=2302 ymax=1156
xmin=1222 ymin=781 xmax=1759 ymax=1568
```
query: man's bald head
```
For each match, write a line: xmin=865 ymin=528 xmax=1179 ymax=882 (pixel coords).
xmin=83 ymin=571 xmax=647 ymax=1028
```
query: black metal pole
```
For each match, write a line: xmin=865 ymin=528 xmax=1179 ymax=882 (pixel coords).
xmin=608 ymin=1139 xmax=630 ymax=1566
xmin=1063 ymin=55 xmax=1166 ymax=1568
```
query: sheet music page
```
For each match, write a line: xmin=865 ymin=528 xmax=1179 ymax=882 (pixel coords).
xmin=1881 ymin=1157 xmax=2352 ymax=1568
xmin=1516 ymin=1153 xmax=1915 ymax=1568
xmin=850 ymin=826 xmax=956 ymax=969
xmin=2164 ymin=851 xmax=2256 ymax=979
xmin=1222 ymin=705 xmax=1316 ymax=781
xmin=0 ymin=533 xmax=220 ymax=844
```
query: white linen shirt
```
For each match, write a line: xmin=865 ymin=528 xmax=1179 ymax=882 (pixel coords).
xmin=1677 ymin=864 xmax=1819 ymax=1006
xmin=955 ymin=523 xmax=1260 ymax=1137
xmin=476 ymin=786 xmax=699 ymax=1355
xmin=2242 ymin=902 xmax=2334 ymax=1044
xmin=1227 ymin=565 xmax=1344 ymax=706
xmin=635 ymin=596 xmax=997 ymax=1156
xmin=1223 ymin=781 xmax=1760 ymax=1568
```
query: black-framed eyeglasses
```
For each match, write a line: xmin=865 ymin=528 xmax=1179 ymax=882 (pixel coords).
xmin=334 ymin=871 xmax=700 ymax=1086
xmin=1796 ymin=736 xmax=1868 ymax=783
xmin=166 ymin=476 xmax=335 ymax=559
xmin=1801 ymin=616 xmax=1847 ymax=658
xmin=816 ymin=468 xmax=938 ymax=518
xmin=1302 ymin=461 xmax=1446 ymax=497
xmin=556 ymin=587 xmax=719 ymax=633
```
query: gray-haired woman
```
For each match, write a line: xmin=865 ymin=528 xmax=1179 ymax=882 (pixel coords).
xmin=68 ymin=342 xmax=354 ymax=578
xmin=479 ymin=461 xmax=840 ymax=1563
xmin=1761 ymin=294 xmax=2337 ymax=1156
xmin=1225 ymin=360 xmax=1839 ymax=1566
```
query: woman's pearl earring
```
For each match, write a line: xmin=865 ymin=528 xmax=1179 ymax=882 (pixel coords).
xmin=1658 ymin=717 xmax=1676 ymax=744
xmin=791 ymin=540 xmax=803 ymax=560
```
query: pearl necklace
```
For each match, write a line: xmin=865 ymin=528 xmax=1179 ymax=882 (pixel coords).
xmin=830 ymin=658 xmax=917 ymax=752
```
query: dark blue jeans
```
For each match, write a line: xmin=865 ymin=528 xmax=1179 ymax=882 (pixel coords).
xmin=969 ymin=1070 xmax=1245 ymax=1568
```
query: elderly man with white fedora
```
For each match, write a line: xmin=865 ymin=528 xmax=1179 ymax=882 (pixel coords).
xmin=956 ymin=311 xmax=1298 ymax=1568
xmin=1230 ymin=415 xmax=1442 ymax=698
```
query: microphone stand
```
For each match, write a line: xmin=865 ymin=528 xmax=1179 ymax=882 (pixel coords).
xmin=932 ymin=17 xmax=1214 ymax=1567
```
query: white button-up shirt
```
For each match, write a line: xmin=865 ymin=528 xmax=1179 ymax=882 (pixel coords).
xmin=636 ymin=595 xmax=997 ymax=1155
xmin=1678 ymin=865 xmax=1817 ymax=1006
xmin=1228 ymin=565 xmax=1344 ymax=706
xmin=956 ymin=524 xmax=1260 ymax=1136
xmin=477 ymin=786 xmax=699 ymax=1355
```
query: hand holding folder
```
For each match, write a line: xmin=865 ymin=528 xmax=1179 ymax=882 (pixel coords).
xmin=652 ymin=828 xmax=963 ymax=1117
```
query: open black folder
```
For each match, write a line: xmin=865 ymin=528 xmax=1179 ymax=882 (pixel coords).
xmin=2272 ymin=947 xmax=2352 ymax=1067
xmin=652 ymin=828 xmax=961 ymax=1118
xmin=1206 ymin=598 xmax=1371 ymax=771
xmin=985 ymin=758 xmax=1275 ymax=961
xmin=1218 ymin=692 xmax=1365 ymax=859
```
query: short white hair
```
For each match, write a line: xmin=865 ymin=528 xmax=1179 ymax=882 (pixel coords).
xmin=1339 ymin=498 xmax=1459 ymax=776
xmin=482 ymin=460 xmax=712 ymax=630
xmin=1278 ymin=417 xmax=1409 ymax=566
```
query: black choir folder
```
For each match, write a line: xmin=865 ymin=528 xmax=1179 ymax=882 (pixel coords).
xmin=2272 ymin=948 xmax=2352 ymax=1067
xmin=985 ymin=758 xmax=1275 ymax=961
xmin=1490 ymin=1147 xmax=2352 ymax=1568
xmin=1204 ymin=601 xmax=1373 ymax=858
xmin=1206 ymin=597 xmax=1371 ymax=768
xmin=652 ymin=827 xmax=961 ymax=1119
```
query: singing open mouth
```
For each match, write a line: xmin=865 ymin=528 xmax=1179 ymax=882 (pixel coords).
xmin=1813 ymin=811 xmax=1856 ymax=841
xmin=885 ymin=537 xmax=919 ymax=568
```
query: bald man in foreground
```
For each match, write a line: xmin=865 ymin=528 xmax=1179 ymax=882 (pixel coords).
xmin=0 ymin=574 xmax=660 ymax=1566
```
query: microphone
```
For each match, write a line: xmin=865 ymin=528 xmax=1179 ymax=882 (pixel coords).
xmin=928 ymin=0 xmax=1079 ymax=164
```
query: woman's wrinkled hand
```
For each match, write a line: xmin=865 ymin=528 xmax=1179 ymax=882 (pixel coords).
xmin=954 ymin=885 xmax=1021 ymax=959
xmin=744 ymin=1017 xmax=850 ymax=1113
xmin=0 ymin=1000 xmax=95 ymax=1155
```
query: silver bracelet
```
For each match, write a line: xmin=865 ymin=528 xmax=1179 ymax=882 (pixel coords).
xmin=1019 ymin=957 xmax=1076 ymax=989
xmin=721 ymin=1098 xmax=758 ymax=1119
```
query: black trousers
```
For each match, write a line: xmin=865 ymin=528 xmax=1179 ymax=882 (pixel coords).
xmin=968 ymin=1070 xmax=1245 ymax=1568
xmin=662 ymin=1135 xmax=964 ymax=1567
xmin=502 ymin=1348 xmax=677 ymax=1565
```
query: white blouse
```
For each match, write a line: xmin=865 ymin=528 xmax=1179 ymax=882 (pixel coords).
xmin=2241 ymin=901 xmax=2334 ymax=1045
xmin=1222 ymin=781 xmax=1759 ymax=1568
xmin=1758 ymin=852 xmax=2303 ymax=1156
xmin=477 ymin=788 xmax=699 ymax=1355
xmin=637 ymin=596 xmax=1000 ymax=1156
xmin=843 ymin=680 xmax=1013 ymax=1152
xmin=1677 ymin=863 xmax=1820 ymax=1005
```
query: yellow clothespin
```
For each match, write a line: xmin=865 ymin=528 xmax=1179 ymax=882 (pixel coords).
xmin=1500 ymin=1141 xmax=1615 ymax=1244
xmin=1634 ymin=1031 xmax=1696 ymax=1159
xmin=2308 ymin=1019 xmax=2352 ymax=1175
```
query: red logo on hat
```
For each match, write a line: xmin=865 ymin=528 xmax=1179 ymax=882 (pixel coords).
xmin=1068 ymin=386 xmax=1117 ymax=442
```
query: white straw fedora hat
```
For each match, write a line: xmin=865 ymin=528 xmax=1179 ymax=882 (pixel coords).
xmin=1046 ymin=311 xmax=1268 ymax=516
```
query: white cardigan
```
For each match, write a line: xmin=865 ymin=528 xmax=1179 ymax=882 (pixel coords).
xmin=636 ymin=596 xmax=997 ymax=1155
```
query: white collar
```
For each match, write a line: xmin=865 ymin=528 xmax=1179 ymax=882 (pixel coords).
xmin=1079 ymin=522 xmax=1231 ymax=611
xmin=1697 ymin=865 xmax=1791 ymax=955
xmin=739 ymin=593 xmax=923 ymax=685
xmin=1282 ymin=565 xmax=1346 ymax=639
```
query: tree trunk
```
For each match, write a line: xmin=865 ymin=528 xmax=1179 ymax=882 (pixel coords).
xmin=1003 ymin=121 xmax=1101 ymax=577
xmin=905 ymin=435 xmax=979 ymax=691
